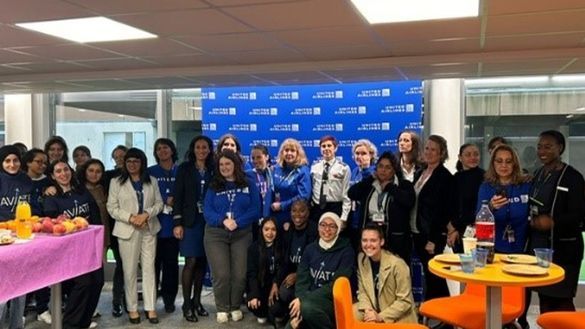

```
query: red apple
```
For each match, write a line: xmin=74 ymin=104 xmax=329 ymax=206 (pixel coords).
xmin=53 ymin=224 xmax=66 ymax=235
xmin=32 ymin=222 xmax=42 ymax=233
xmin=41 ymin=219 xmax=54 ymax=233
xmin=55 ymin=214 xmax=68 ymax=224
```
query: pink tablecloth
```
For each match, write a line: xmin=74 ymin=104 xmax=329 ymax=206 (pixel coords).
xmin=0 ymin=225 xmax=103 ymax=302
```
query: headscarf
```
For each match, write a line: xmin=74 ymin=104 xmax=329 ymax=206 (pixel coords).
xmin=0 ymin=145 xmax=21 ymax=175
xmin=318 ymin=211 xmax=342 ymax=250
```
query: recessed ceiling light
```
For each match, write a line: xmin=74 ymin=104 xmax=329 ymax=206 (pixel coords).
xmin=350 ymin=0 xmax=480 ymax=24
xmin=16 ymin=17 xmax=156 ymax=43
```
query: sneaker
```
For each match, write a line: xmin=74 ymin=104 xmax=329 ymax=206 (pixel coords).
xmin=231 ymin=310 xmax=243 ymax=322
xmin=217 ymin=312 xmax=229 ymax=323
xmin=37 ymin=310 xmax=52 ymax=324
xmin=84 ymin=321 xmax=98 ymax=329
xmin=257 ymin=317 xmax=267 ymax=324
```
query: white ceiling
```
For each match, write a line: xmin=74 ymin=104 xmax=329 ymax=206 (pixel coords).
xmin=1 ymin=0 xmax=585 ymax=93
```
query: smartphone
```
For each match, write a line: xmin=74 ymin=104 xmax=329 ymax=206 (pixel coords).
xmin=495 ymin=186 xmax=507 ymax=198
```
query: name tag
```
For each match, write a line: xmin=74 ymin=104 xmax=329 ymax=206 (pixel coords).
xmin=372 ymin=214 xmax=385 ymax=223
xmin=557 ymin=186 xmax=569 ymax=192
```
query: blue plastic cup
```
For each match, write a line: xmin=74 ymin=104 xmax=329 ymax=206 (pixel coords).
xmin=473 ymin=248 xmax=489 ymax=268
xmin=534 ymin=248 xmax=553 ymax=268
xmin=459 ymin=253 xmax=475 ymax=273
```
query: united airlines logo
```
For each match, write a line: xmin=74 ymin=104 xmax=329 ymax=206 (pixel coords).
xmin=228 ymin=123 xmax=256 ymax=131
xmin=208 ymin=107 xmax=236 ymax=115
xmin=269 ymin=92 xmax=298 ymax=100
xmin=334 ymin=106 xmax=367 ymax=115
xmin=202 ymin=92 xmax=216 ymax=100
xmin=312 ymin=123 xmax=342 ymax=132
xmin=357 ymin=122 xmax=391 ymax=131
xmin=202 ymin=123 xmax=217 ymax=131
xmin=269 ymin=124 xmax=300 ymax=132
xmin=406 ymin=122 xmax=422 ymax=130
xmin=381 ymin=139 xmax=398 ymax=147
xmin=382 ymin=104 xmax=415 ymax=114
xmin=228 ymin=92 xmax=254 ymax=100
xmin=249 ymin=107 xmax=278 ymax=116
xmin=270 ymin=139 xmax=279 ymax=147
xmin=357 ymin=88 xmax=391 ymax=98
xmin=406 ymin=86 xmax=423 ymax=95
xmin=291 ymin=107 xmax=314 ymax=115
xmin=312 ymin=91 xmax=339 ymax=99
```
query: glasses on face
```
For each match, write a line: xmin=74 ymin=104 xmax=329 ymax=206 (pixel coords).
xmin=126 ymin=159 xmax=141 ymax=165
xmin=319 ymin=222 xmax=338 ymax=230
xmin=494 ymin=159 xmax=513 ymax=166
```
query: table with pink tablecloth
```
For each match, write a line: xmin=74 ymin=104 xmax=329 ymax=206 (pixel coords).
xmin=0 ymin=225 xmax=104 ymax=303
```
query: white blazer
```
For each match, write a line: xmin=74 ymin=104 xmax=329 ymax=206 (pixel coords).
xmin=107 ymin=176 xmax=164 ymax=239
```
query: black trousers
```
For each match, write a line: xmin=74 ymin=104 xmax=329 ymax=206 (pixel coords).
xmin=155 ymin=237 xmax=179 ymax=307
xmin=62 ymin=268 xmax=104 ymax=329
xmin=110 ymin=236 xmax=125 ymax=307
xmin=413 ymin=233 xmax=450 ymax=301
xmin=34 ymin=287 xmax=51 ymax=313
xmin=310 ymin=201 xmax=343 ymax=222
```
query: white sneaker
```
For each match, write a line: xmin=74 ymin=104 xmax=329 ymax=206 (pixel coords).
xmin=86 ymin=321 xmax=98 ymax=329
xmin=257 ymin=317 xmax=267 ymax=324
xmin=37 ymin=310 xmax=52 ymax=324
xmin=217 ymin=312 xmax=229 ymax=323
xmin=231 ymin=310 xmax=243 ymax=322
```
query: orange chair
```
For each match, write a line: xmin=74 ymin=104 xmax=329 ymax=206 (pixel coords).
xmin=419 ymin=283 xmax=524 ymax=329
xmin=537 ymin=311 xmax=585 ymax=329
xmin=333 ymin=277 xmax=428 ymax=329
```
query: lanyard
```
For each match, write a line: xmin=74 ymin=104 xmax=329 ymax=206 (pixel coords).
xmin=377 ymin=191 xmax=388 ymax=212
xmin=275 ymin=167 xmax=297 ymax=191
xmin=226 ymin=190 xmax=237 ymax=212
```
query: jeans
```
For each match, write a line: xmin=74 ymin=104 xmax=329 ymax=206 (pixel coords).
xmin=204 ymin=226 xmax=252 ymax=312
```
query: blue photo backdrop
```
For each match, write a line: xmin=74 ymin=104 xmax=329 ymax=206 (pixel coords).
xmin=201 ymin=80 xmax=423 ymax=165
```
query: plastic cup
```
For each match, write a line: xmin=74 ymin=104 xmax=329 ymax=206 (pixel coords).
xmin=534 ymin=248 xmax=554 ymax=268
xmin=462 ymin=237 xmax=477 ymax=254
xmin=459 ymin=253 xmax=475 ymax=273
xmin=473 ymin=248 xmax=488 ymax=268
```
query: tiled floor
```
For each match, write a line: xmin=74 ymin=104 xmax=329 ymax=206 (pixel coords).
xmin=21 ymin=283 xmax=543 ymax=329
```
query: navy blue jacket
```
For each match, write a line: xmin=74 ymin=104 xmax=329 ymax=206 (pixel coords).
xmin=0 ymin=172 xmax=38 ymax=220
xmin=44 ymin=188 xmax=101 ymax=225
xmin=148 ymin=164 xmax=177 ymax=238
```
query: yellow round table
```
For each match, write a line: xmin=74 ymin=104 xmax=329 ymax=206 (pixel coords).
xmin=429 ymin=254 xmax=565 ymax=329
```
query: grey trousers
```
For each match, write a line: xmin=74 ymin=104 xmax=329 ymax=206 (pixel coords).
xmin=0 ymin=296 xmax=25 ymax=329
xmin=204 ymin=226 xmax=251 ymax=312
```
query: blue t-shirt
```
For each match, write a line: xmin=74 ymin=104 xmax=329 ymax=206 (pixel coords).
xmin=148 ymin=164 xmax=177 ymax=238
xmin=477 ymin=182 xmax=532 ymax=253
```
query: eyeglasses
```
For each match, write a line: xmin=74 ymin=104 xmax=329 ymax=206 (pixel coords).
xmin=319 ymin=222 xmax=338 ymax=230
xmin=125 ymin=159 xmax=141 ymax=164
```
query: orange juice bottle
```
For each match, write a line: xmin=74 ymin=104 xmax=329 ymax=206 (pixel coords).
xmin=15 ymin=201 xmax=32 ymax=220
xmin=15 ymin=201 xmax=33 ymax=239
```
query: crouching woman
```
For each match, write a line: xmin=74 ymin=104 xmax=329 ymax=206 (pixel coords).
xmin=286 ymin=212 xmax=355 ymax=329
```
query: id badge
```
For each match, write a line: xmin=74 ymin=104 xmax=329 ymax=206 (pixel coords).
xmin=529 ymin=205 xmax=539 ymax=219
xmin=197 ymin=201 xmax=204 ymax=214
xmin=372 ymin=214 xmax=385 ymax=223
xmin=162 ymin=204 xmax=173 ymax=215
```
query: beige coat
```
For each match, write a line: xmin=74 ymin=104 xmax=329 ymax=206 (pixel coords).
xmin=355 ymin=250 xmax=418 ymax=323
xmin=107 ymin=176 xmax=163 ymax=239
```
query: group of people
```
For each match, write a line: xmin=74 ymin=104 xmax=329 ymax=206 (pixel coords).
xmin=0 ymin=128 xmax=583 ymax=329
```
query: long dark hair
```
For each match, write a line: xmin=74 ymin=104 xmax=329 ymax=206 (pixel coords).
xmin=44 ymin=136 xmax=69 ymax=162
xmin=118 ymin=148 xmax=151 ymax=185
xmin=210 ymin=150 xmax=248 ymax=191
xmin=77 ymin=159 xmax=106 ymax=187
xmin=186 ymin=135 xmax=215 ymax=170
xmin=256 ymin=217 xmax=283 ymax=287
xmin=153 ymin=138 xmax=178 ymax=163
xmin=47 ymin=159 xmax=84 ymax=195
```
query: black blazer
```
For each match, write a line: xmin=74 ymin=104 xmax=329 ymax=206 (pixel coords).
xmin=348 ymin=175 xmax=415 ymax=235
xmin=173 ymin=161 xmax=212 ymax=228
xmin=413 ymin=164 xmax=456 ymax=246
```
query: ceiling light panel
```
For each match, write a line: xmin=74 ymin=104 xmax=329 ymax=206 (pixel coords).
xmin=351 ymin=0 xmax=479 ymax=24
xmin=16 ymin=17 xmax=156 ymax=43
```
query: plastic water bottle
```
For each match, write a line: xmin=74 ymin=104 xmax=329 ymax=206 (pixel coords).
xmin=475 ymin=200 xmax=495 ymax=263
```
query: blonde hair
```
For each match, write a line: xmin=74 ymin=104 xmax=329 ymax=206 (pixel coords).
xmin=277 ymin=138 xmax=308 ymax=167
xmin=484 ymin=144 xmax=528 ymax=185
xmin=352 ymin=139 xmax=378 ymax=165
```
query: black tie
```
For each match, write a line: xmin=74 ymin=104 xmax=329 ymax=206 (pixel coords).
xmin=319 ymin=162 xmax=330 ymax=209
